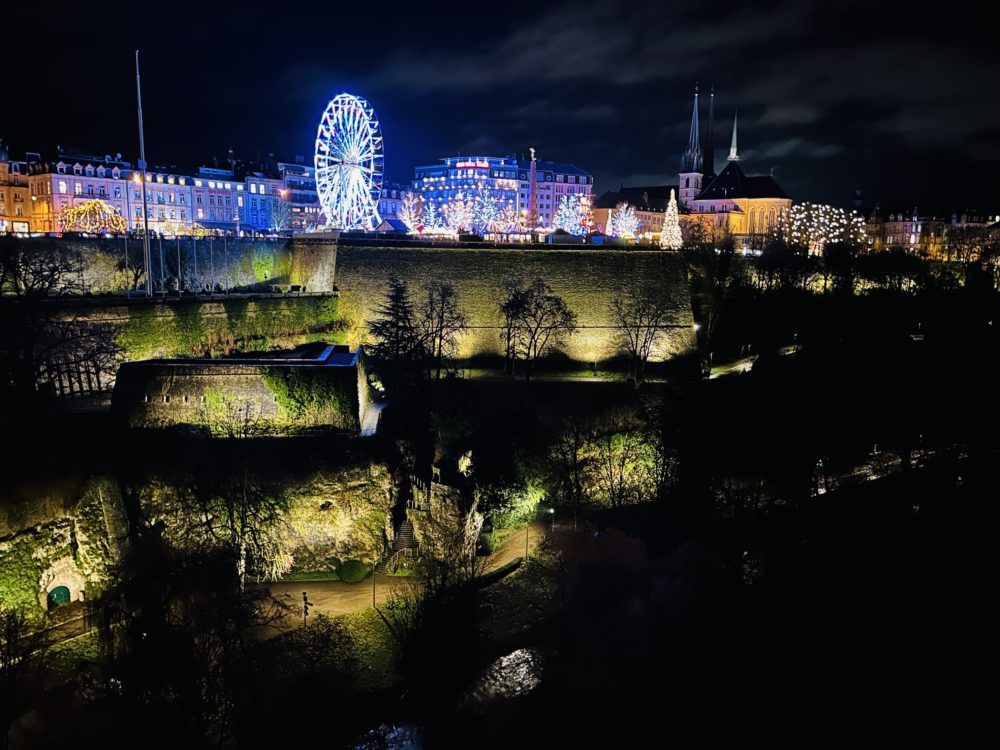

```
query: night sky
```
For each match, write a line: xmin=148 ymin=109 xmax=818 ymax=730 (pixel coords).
xmin=6 ymin=0 xmax=999 ymax=211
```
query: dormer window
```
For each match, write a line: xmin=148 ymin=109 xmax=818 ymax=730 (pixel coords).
xmin=85 ymin=165 xmax=94 ymax=177
xmin=97 ymin=167 xmax=105 ymax=178
xmin=73 ymin=164 xmax=82 ymax=175
xmin=112 ymin=168 xmax=120 ymax=179
xmin=57 ymin=163 xmax=67 ymax=175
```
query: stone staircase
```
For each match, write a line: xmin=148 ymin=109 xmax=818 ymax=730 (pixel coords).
xmin=376 ymin=519 xmax=418 ymax=573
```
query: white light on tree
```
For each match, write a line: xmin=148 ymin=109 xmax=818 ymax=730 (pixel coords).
xmin=423 ymin=200 xmax=443 ymax=231
xmin=778 ymin=202 xmax=868 ymax=254
xmin=609 ymin=201 xmax=640 ymax=238
xmin=552 ymin=194 xmax=588 ymax=235
xmin=472 ymin=188 xmax=502 ymax=233
xmin=399 ymin=191 xmax=423 ymax=231
xmin=314 ymin=93 xmax=384 ymax=231
xmin=659 ymin=189 xmax=683 ymax=250
xmin=444 ymin=192 xmax=476 ymax=233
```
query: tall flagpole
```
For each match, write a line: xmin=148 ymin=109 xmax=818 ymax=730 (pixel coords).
xmin=135 ymin=50 xmax=152 ymax=298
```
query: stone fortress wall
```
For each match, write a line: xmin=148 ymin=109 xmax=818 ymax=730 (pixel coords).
xmin=316 ymin=239 xmax=697 ymax=363
xmin=7 ymin=235 xmax=696 ymax=366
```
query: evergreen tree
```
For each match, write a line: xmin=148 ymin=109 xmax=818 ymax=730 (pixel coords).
xmin=660 ymin=189 xmax=684 ymax=250
xmin=368 ymin=277 xmax=422 ymax=361
xmin=553 ymin=195 xmax=584 ymax=234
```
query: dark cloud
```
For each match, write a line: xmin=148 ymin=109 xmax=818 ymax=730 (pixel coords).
xmin=4 ymin=0 xmax=999 ymax=210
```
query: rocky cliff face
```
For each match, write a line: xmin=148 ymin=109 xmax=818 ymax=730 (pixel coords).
xmin=139 ymin=459 xmax=395 ymax=577
xmin=0 ymin=478 xmax=126 ymax=618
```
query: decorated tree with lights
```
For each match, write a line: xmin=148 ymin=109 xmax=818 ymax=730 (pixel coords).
xmin=497 ymin=205 xmax=519 ymax=235
xmin=399 ymin=191 xmax=423 ymax=231
xmin=59 ymin=199 xmax=127 ymax=234
xmin=472 ymin=188 xmax=502 ymax=233
xmin=659 ymin=189 xmax=683 ymax=250
xmin=609 ymin=202 xmax=640 ymax=238
xmin=553 ymin=195 xmax=588 ymax=235
xmin=423 ymin=200 xmax=443 ymax=232
xmin=444 ymin=192 xmax=476 ymax=233
xmin=777 ymin=203 xmax=868 ymax=255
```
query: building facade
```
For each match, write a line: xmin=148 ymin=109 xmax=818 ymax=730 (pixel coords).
xmin=277 ymin=159 xmax=322 ymax=232
xmin=0 ymin=143 xmax=30 ymax=233
xmin=413 ymin=154 xmax=592 ymax=231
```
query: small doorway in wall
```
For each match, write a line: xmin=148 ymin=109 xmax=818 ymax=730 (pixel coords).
xmin=47 ymin=585 xmax=71 ymax=610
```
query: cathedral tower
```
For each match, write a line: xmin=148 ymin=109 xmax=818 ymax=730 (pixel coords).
xmin=679 ymin=86 xmax=704 ymax=207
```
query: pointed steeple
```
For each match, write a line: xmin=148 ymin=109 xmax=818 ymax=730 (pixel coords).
xmin=705 ymin=85 xmax=715 ymax=176
xmin=681 ymin=85 xmax=703 ymax=173
xmin=728 ymin=110 xmax=740 ymax=161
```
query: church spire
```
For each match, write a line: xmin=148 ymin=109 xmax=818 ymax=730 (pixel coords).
xmin=728 ymin=109 xmax=740 ymax=161
xmin=681 ymin=85 xmax=703 ymax=173
xmin=705 ymin=84 xmax=715 ymax=176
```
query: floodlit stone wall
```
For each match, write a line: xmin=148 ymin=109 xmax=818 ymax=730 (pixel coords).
xmin=0 ymin=234 xmax=336 ymax=294
xmin=112 ymin=358 xmax=366 ymax=434
xmin=328 ymin=242 xmax=696 ymax=362
xmin=0 ymin=478 xmax=126 ymax=619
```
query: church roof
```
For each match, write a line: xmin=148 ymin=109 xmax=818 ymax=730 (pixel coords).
xmin=696 ymin=161 xmax=789 ymax=201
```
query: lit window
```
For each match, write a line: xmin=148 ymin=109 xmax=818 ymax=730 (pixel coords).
xmin=58 ymin=180 xmax=67 ymax=194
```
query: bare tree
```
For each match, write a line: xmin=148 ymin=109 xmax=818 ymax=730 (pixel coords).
xmin=591 ymin=410 xmax=656 ymax=508
xmin=0 ymin=240 xmax=119 ymax=406
xmin=550 ymin=415 xmax=594 ymax=524
xmin=418 ymin=282 xmax=467 ymax=379
xmin=1 ymin=606 xmax=51 ymax=750
xmin=497 ymin=277 xmax=577 ymax=381
xmin=187 ymin=468 xmax=292 ymax=590
xmin=198 ymin=393 xmax=268 ymax=439
xmin=611 ymin=286 xmax=671 ymax=388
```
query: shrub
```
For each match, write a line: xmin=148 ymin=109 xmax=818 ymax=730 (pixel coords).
xmin=338 ymin=559 xmax=370 ymax=584
xmin=476 ymin=532 xmax=495 ymax=556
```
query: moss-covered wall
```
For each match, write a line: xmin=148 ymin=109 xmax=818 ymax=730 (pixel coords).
xmin=0 ymin=478 xmax=125 ymax=620
xmin=137 ymin=461 xmax=394 ymax=574
xmin=109 ymin=295 xmax=343 ymax=359
xmin=111 ymin=359 xmax=364 ymax=434
xmin=1 ymin=235 xmax=335 ymax=294
xmin=321 ymin=242 xmax=696 ymax=362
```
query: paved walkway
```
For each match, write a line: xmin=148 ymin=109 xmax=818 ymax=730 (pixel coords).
xmin=267 ymin=522 xmax=547 ymax=629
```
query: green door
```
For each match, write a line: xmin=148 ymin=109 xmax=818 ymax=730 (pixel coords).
xmin=47 ymin=585 xmax=71 ymax=609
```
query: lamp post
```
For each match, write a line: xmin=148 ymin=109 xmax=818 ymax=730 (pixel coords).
xmin=524 ymin=521 xmax=529 ymax=562
xmin=549 ymin=507 xmax=556 ymax=532
xmin=372 ymin=556 xmax=378 ymax=608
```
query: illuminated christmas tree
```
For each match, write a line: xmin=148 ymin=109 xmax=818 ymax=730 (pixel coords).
xmin=60 ymin=199 xmax=127 ymax=233
xmin=423 ymin=200 xmax=442 ymax=231
xmin=553 ymin=195 xmax=587 ymax=235
xmin=609 ymin=202 xmax=639 ymax=238
xmin=399 ymin=191 xmax=423 ymax=231
xmin=659 ymin=189 xmax=683 ymax=249
xmin=444 ymin=192 xmax=476 ymax=233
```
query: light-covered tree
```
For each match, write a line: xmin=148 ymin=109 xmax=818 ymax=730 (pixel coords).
xmin=553 ymin=194 xmax=588 ymax=235
xmin=59 ymin=199 xmax=127 ymax=233
xmin=443 ymin=192 xmax=476 ymax=233
xmin=472 ymin=188 xmax=502 ymax=233
xmin=659 ymin=189 xmax=683 ymax=250
xmin=399 ymin=191 xmax=423 ymax=231
xmin=423 ymin=200 xmax=443 ymax=232
xmin=609 ymin=202 xmax=640 ymax=238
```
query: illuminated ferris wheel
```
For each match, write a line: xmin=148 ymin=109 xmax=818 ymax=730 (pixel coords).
xmin=314 ymin=93 xmax=384 ymax=231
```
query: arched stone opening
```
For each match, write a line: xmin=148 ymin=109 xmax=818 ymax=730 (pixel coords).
xmin=37 ymin=556 xmax=87 ymax=611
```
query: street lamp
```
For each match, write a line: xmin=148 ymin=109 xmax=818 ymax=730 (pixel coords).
xmin=549 ymin=507 xmax=556 ymax=532
xmin=372 ymin=556 xmax=378 ymax=608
